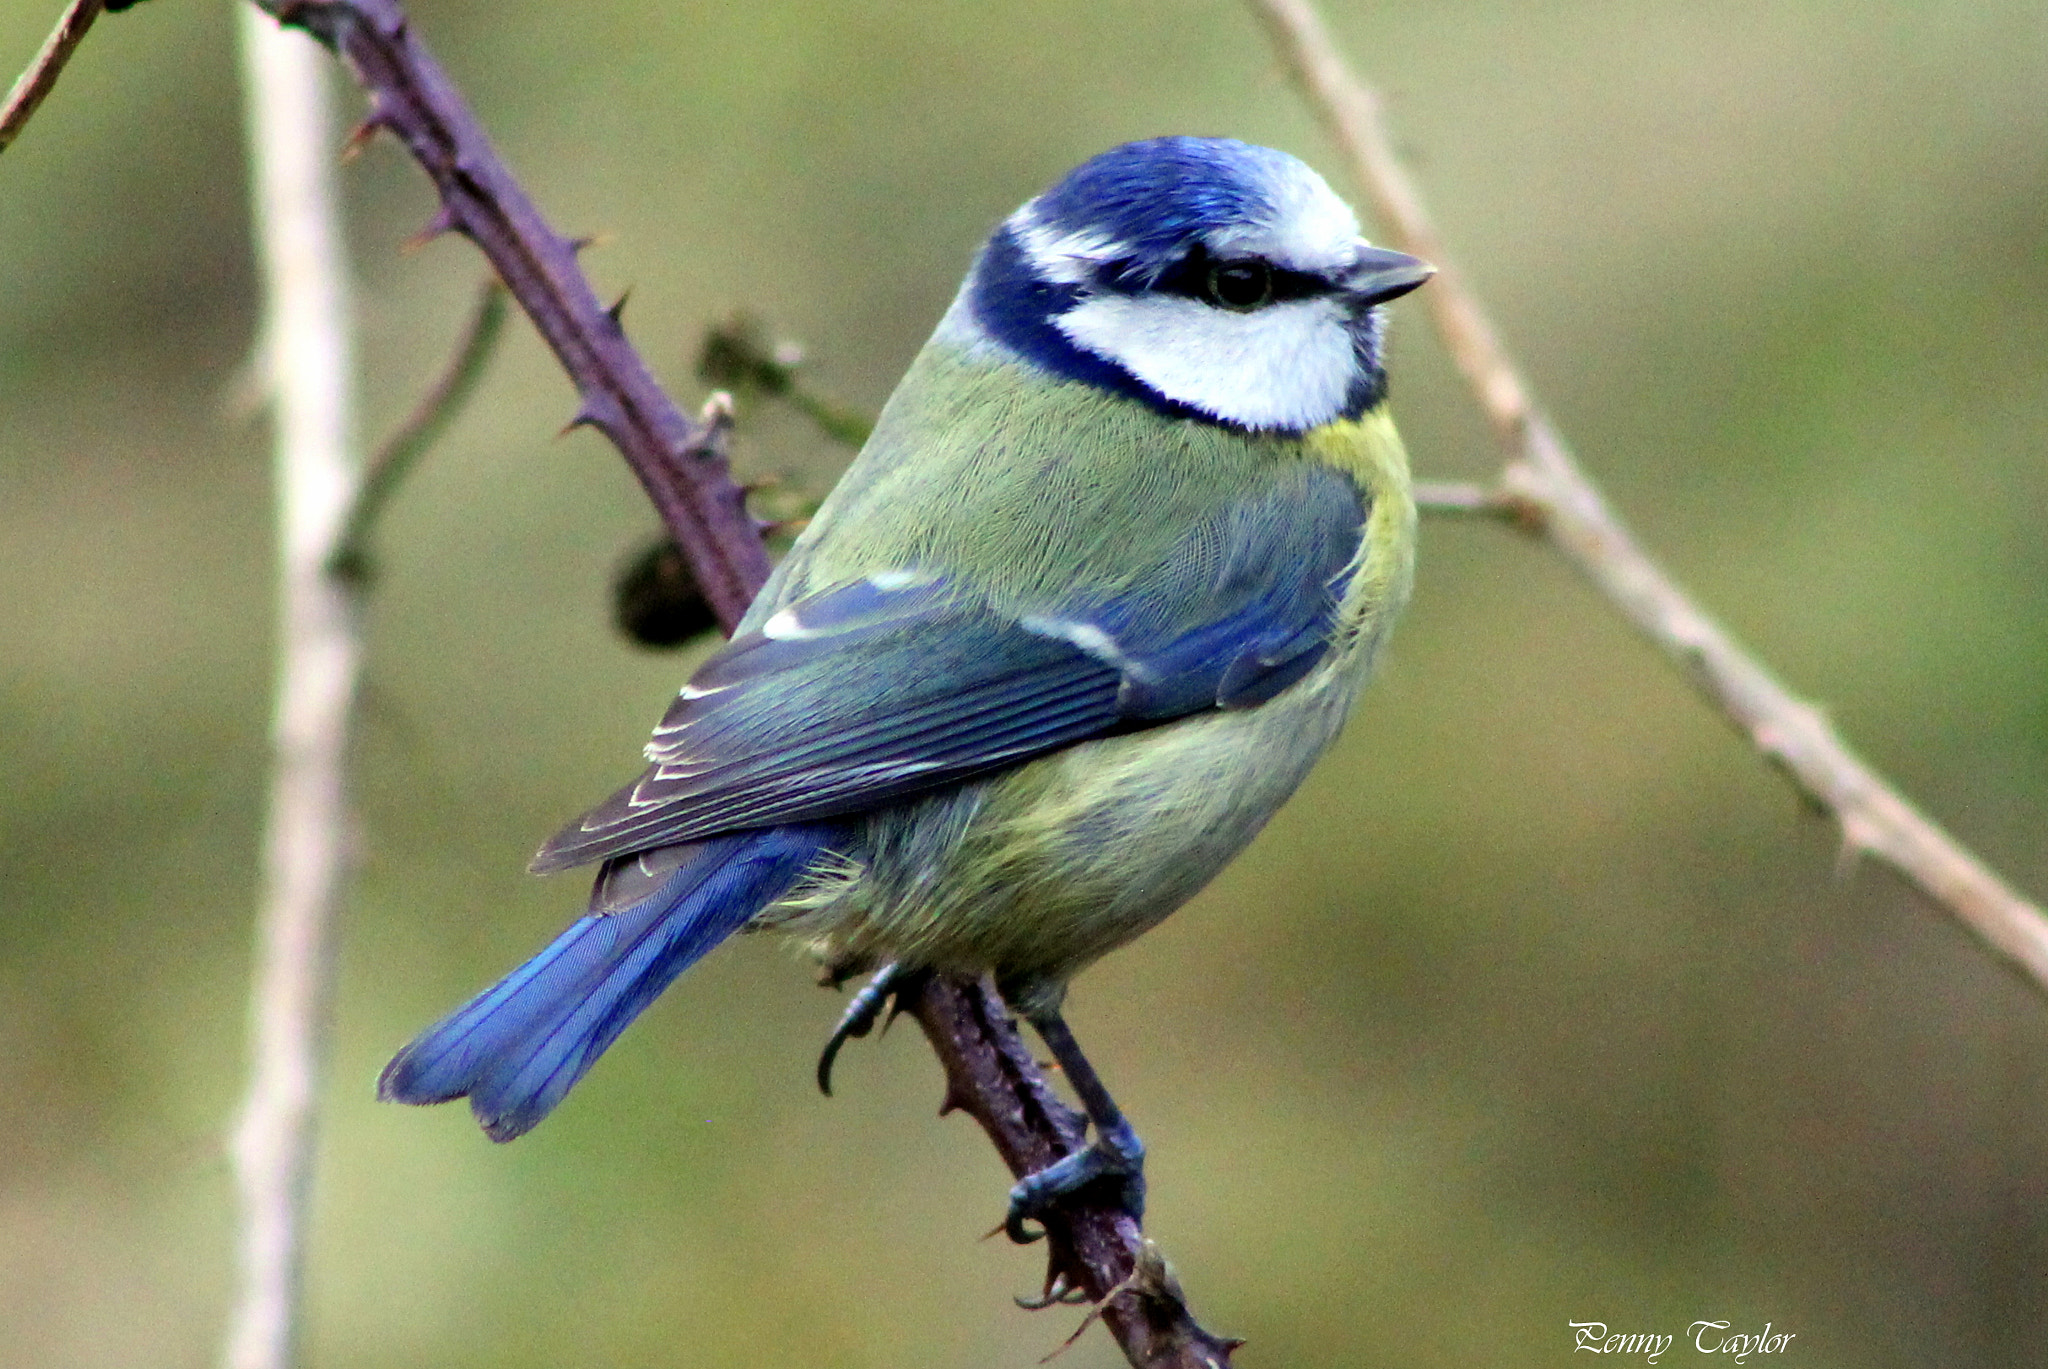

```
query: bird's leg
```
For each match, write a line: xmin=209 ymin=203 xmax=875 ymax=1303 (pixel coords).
xmin=816 ymin=961 xmax=918 ymax=1096
xmin=1004 ymin=1008 xmax=1146 ymax=1243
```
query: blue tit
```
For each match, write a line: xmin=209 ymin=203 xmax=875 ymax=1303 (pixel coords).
xmin=381 ymin=135 xmax=1430 ymax=1233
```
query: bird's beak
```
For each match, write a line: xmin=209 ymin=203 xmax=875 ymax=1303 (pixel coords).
xmin=1345 ymin=245 xmax=1435 ymax=307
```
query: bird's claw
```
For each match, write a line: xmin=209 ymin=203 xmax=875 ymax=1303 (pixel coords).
xmin=816 ymin=962 xmax=912 ymax=1096
xmin=1002 ymin=1117 xmax=1146 ymax=1244
xmin=1013 ymin=1272 xmax=1093 ymax=1310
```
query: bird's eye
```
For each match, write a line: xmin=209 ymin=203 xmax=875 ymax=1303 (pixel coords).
xmin=1204 ymin=260 xmax=1272 ymax=310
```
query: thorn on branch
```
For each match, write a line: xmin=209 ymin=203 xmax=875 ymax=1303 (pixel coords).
xmin=562 ymin=396 xmax=613 ymax=437
xmin=341 ymin=115 xmax=383 ymax=161
xmin=401 ymin=205 xmax=458 ymax=253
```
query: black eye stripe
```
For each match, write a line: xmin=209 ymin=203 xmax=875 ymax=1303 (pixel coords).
xmin=1104 ymin=244 xmax=1329 ymax=306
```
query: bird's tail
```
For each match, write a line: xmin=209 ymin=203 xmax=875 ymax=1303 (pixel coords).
xmin=379 ymin=825 xmax=834 ymax=1141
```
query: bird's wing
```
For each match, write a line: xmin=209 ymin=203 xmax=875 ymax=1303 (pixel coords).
xmin=531 ymin=466 xmax=1367 ymax=872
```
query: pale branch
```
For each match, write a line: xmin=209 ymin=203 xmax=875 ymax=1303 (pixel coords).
xmin=1244 ymin=0 xmax=1522 ymax=440
xmin=245 ymin=1 xmax=1228 ymax=1362
xmin=1412 ymin=479 xmax=1524 ymax=519
xmin=1249 ymin=0 xmax=2048 ymax=993
xmin=0 ymin=0 xmax=104 ymax=156
xmin=226 ymin=14 xmax=361 ymax=1369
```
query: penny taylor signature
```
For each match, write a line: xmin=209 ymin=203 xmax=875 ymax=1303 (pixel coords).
xmin=1570 ymin=1321 xmax=1796 ymax=1362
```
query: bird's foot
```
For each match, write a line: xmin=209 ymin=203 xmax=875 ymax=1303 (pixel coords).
xmin=816 ymin=961 xmax=917 ymax=1096
xmin=1003 ymin=1117 xmax=1146 ymax=1244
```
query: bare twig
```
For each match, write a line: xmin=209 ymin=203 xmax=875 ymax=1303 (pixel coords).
xmin=697 ymin=314 xmax=875 ymax=448
xmin=0 ymin=0 xmax=104 ymax=155
xmin=1249 ymin=0 xmax=2048 ymax=990
xmin=329 ymin=276 xmax=507 ymax=581
xmin=226 ymin=13 xmax=361 ymax=1369
xmin=1412 ymin=479 xmax=1522 ymax=519
xmin=248 ymin=1 xmax=1227 ymax=1362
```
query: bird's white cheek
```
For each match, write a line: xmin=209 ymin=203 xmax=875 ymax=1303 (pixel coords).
xmin=1054 ymin=295 xmax=1357 ymax=430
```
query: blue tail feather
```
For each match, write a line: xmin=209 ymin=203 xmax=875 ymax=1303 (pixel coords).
xmin=380 ymin=825 xmax=833 ymax=1141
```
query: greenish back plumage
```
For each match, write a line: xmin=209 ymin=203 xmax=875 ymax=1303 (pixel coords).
xmin=767 ymin=341 xmax=1388 ymax=617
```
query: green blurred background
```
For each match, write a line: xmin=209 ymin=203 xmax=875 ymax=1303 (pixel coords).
xmin=4 ymin=1 xmax=2046 ymax=1365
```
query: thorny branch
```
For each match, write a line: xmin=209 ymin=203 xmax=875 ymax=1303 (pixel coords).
xmin=259 ymin=0 xmax=770 ymax=629
xmin=1248 ymin=0 xmax=2048 ymax=992
xmin=246 ymin=1 xmax=1230 ymax=1363
xmin=912 ymin=977 xmax=1241 ymax=1368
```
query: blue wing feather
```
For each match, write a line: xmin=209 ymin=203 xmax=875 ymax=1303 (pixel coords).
xmin=531 ymin=466 xmax=1368 ymax=873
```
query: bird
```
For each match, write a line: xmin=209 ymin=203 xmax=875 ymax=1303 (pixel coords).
xmin=380 ymin=135 xmax=1430 ymax=1238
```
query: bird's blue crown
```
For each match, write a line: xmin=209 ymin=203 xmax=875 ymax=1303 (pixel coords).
xmin=1028 ymin=137 xmax=1301 ymax=285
